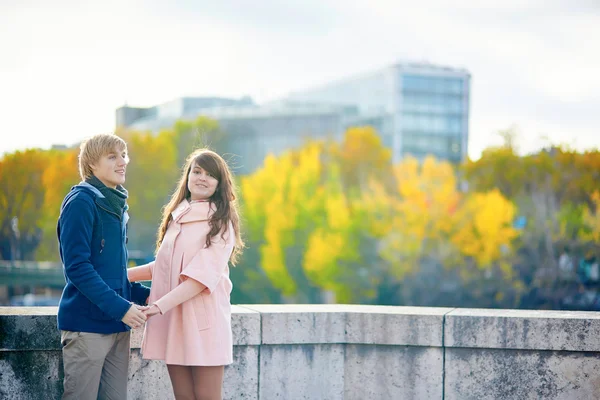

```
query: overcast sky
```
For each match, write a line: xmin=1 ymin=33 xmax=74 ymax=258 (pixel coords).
xmin=1 ymin=0 xmax=599 ymax=159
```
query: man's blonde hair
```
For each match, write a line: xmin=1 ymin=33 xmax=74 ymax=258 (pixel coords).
xmin=78 ymin=133 xmax=128 ymax=180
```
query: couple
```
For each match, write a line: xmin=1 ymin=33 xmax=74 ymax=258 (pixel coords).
xmin=57 ymin=133 xmax=243 ymax=400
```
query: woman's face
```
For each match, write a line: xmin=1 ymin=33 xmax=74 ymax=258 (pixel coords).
xmin=187 ymin=162 xmax=219 ymax=201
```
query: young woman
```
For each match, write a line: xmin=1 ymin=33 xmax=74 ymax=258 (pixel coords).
xmin=128 ymin=149 xmax=243 ymax=400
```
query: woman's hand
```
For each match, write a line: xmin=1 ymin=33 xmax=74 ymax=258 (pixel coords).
xmin=143 ymin=304 xmax=161 ymax=318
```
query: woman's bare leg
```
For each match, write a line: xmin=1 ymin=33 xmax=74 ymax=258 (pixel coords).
xmin=191 ymin=365 xmax=225 ymax=400
xmin=167 ymin=364 xmax=195 ymax=400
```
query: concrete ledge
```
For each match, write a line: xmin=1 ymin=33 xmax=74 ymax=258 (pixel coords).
xmin=445 ymin=308 xmax=600 ymax=352
xmin=130 ymin=305 xmax=261 ymax=349
xmin=0 ymin=305 xmax=262 ymax=351
xmin=1 ymin=306 xmax=262 ymax=400
xmin=231 ymin=305 xmax=261 ymax=346
xmin=344 ymin=345 xmax=443 ymax=399
xmin=445 ymin=348 xmax=600 ymax=400
xmin=240 ymin=304 xmax=452 ymax=346
xmin=0 ymin=307 xmax=60 ymax=351
xmin=3 ymin=305 xmax=600 ymax=399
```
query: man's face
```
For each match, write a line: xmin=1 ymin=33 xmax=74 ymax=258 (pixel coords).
xmin=91 ymin=147 xmax=129 ymax=188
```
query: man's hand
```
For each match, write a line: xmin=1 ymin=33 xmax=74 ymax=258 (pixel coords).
xmin=121 ymin=304 xmax=147 ymax=329
xmin=143 ymin=304 xmax=161 ymax=319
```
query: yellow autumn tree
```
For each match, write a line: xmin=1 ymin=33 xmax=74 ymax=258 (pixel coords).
xmin=580 ymin=191 xmax=600 ymax=244
xmin=241 ymin=141 xmax=324 ymax=297
xmin=379 ymin=155 xmax=519 ymax=279
xmin=117 ymin=129 xmax=179 ymax=255
xmin=0 ymin=149 xmax=48 ymax=260
xmin=37 ymin=148 xmax=80 ymax=261
xmin=303 ymin=162 xmax=361 ymax=301
xmin=379 ymin=156 xmax=461 ymax=278
xmin=241 ymin=128 xmax=393 ymax=302
xmin=451 ymin=189 xmax=520 ymax=275
xmin=330 ymin=126 xmax=393 ymax=192
xmin=239 ymin=126 xmax=524 ymax=305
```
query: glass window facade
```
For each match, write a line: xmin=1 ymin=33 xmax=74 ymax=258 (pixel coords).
xmin=402 ymin=76 xmax=464 ymax=95
xmin=282 ymin=66 xmax=469 ymax=164
xmin=218 ymin=113 xmax=341 ymax=174
xmin=120 ymin=65 xmax=470 ymax=171
xmin=400 ymin=74 xmax=467 ymax=162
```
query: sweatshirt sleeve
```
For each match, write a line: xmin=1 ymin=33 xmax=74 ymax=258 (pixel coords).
xmin=59 ymin=197 xmax=131 ymax=321
xmin=130 ymin=282 xmax=150 ymax=305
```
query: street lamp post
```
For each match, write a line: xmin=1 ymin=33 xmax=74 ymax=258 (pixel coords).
xmin=10 ymin=216 xmax=20 ymax=263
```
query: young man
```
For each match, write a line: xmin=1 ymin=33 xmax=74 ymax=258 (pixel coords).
xmin=57 ymin=133 xmax=150 ymax=400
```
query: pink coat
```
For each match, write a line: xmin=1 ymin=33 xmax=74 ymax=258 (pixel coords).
xmin=129 ymin=200 xmax=235 ymax=366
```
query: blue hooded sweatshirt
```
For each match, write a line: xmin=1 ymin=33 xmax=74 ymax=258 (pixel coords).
xmin=57 ymin=182 xmax=150 ymax=333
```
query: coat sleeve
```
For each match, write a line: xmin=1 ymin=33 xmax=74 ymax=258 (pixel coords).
xmin=128 ymin=262 xmax=153 ymax=305
xmin=128 ymin=262 xmax=154 ymax=282
xmin=179 ymin=225 xmax=235 ymax=295
xmin=153 ymin=278 xmax=206 ymax=315
xmin=59 ymin=197 xmax=131 ymax=321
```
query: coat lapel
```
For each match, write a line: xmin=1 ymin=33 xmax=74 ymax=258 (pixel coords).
xmin=171 ymin=200 xmax=190 ymax=221
xmin=171 ymin=200 xmax=214 ymax=224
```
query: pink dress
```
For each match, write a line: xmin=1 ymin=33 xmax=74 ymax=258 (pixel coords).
xmin=129 ymin=200 xmax=234 ymax=366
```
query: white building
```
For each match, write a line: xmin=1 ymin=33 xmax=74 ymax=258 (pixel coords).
xmin=116 ymin=62 xmax=470 ymax=173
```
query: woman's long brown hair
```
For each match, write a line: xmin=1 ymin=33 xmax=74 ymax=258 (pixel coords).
xmin=156 ymin=149 xmax=244 ymax=265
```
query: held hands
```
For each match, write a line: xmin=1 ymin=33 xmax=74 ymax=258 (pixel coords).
xmin=121 ymin=304 xmax=148 ymax=329
xmin=143 ymin=304 xmax=161 ymax=318
xmin=123 ymin=297 xmax=160 ymax=326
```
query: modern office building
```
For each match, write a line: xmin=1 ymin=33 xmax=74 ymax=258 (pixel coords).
xmin=116 ymin=96 xmax=255 ymax=130
xmin=281 ymin=62 xmax=471 ymax=163
xmin=117 ymin=98 xmax=347 ymax=174
xmin=116 ymin=61 xmax=470 ymax=173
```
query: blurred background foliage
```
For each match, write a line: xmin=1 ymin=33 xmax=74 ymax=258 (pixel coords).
xmin=2 ymin=120 xmax=600 ymax=309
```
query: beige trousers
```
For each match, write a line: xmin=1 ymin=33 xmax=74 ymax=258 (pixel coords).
xmin=61 ymin=330 xmax=130 ymax=400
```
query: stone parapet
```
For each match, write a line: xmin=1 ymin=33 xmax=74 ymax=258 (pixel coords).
xmin=1 ymin=305 xmax=599 ymax=399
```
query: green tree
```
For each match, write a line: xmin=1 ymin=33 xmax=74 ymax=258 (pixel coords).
xmin=170 ymin=116 xmax=227 ymax=168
